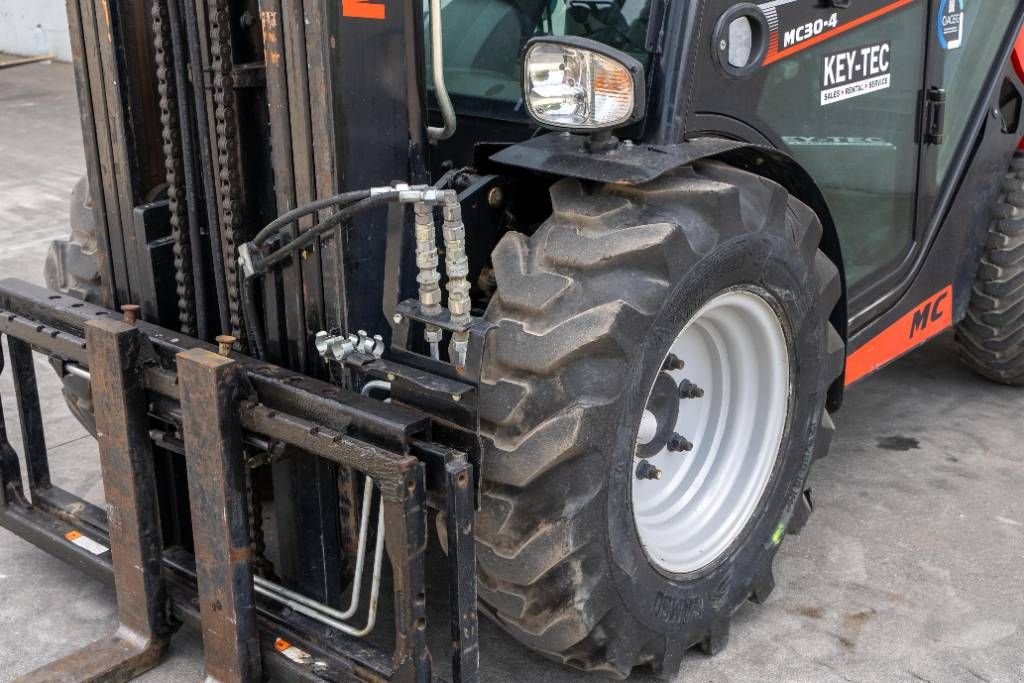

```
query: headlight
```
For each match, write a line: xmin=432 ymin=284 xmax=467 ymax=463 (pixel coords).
xmin=522 ymin=37 xmax=645 ymax=133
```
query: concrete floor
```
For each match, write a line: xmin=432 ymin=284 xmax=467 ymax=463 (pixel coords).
xmin=1 ymin=61 xmax=1023 ymax=683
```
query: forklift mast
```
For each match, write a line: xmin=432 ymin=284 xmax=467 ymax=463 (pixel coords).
xmin=71 ymin=0 xmax=428 ymax=358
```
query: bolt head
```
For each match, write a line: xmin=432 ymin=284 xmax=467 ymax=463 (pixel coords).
xmin=678 ymin=379 xmax=704 ymax=399
xmin=393 ymin=313 xmax=404 ymax=324
xmin=487 ymin=186 xmax=504 ymax=209
xmin=668 ymin=433 xmax=694 ymax=453
xmin=663 ymin=354 xmax=685 ymax=371
xmin=120 ymin=304 xmax=140 ymax=324
xmin=636 ymin=461 xmax=662 ymax=480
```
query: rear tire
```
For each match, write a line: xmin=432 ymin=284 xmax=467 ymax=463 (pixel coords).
xmin=956 ymin=150 xmax=1024 ymax=385
xmin=44 ymin=176 xmax=102 ymax=436
xmin=43 ymin=176 xmax=103 ymax=304
xmin=476 ymin=162 xmax=844 ymax=678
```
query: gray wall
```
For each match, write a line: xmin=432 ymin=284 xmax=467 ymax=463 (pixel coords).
xmin=0 ymin=0 xmax=72 ymax=63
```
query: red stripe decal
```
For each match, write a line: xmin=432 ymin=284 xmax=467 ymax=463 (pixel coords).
xmin=844 ymin=285 xmax=953 ymax=386
xmin=343 ymin=0 xmax=386 ymax=20
xmin=764 ymin=0 xmax=918 ymax=66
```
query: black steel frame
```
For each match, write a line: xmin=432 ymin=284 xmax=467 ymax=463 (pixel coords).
xmin=0 ymin=278 xmax=479 ymax=682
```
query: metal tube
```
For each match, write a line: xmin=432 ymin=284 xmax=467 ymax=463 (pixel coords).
xmin=360 ymin=381 xmax=392 ymax=397
xmin=254 ymin=476 xmax=374 ymax=621
xmin=426 ymin=0 xmax=456 ymax=142
xmin=253 ymin=500 xmax=385 ymax=637
xmin=65 ymin=363 xmax=91 ymax=381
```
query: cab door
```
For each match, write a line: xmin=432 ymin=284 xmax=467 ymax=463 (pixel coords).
xmin=689 ymin=0 xmax=932 ymax=309
xmin=918 ymin=2 xmax=1021 ymax=219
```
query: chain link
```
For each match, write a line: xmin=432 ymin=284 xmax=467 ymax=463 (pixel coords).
xmin=209 ymin=0 xmax=246 ymax=345
xmin=246 ymin=462 xmax=275 ymax=579
xmin=152 ymin=0 xmax=196 ymax=336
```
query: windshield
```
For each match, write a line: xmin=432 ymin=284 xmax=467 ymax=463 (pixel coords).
xmin=431 ymin=0 xmax=654 ymax=121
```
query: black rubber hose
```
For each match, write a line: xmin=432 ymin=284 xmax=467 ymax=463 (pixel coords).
xmin=241 ymin=273 xmax=266 ymax=360
xmin=251 ymin=189 xmax=371 ymax=247
xmin=257 ymin=193 xmax=399 ymax=272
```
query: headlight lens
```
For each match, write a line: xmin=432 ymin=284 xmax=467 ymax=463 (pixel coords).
xmin=523 ymin=40 xmax=640 ymax=131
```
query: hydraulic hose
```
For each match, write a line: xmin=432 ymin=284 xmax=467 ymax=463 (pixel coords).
xmin=257 ymin=192 xmax=399 ymax=272
xmin=240 ymin=191 xmax=401 ymax=355
xmin=241 ymin=273 xmax=266 ymax=360
xmin=251 ymin=189 xmax=371 ymax=247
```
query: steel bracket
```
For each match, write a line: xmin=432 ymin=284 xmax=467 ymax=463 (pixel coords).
xmin=0 ymin=279 xmax=480 ymax=682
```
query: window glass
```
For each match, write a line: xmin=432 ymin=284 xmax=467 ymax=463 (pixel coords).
xmin=429 ymin=0 xmax=653 ymax=120
xmin=935 ymin=2 xmax=1018 ymax=185
xmin=754 ymin=4 xmax=927 ymax=289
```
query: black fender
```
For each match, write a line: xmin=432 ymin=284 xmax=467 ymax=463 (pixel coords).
xmin=490 ymin=133 xmax=848 ymax=409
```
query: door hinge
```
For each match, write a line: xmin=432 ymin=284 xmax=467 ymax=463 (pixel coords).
xmin=925 ymin=87 xmax=947 ymax=145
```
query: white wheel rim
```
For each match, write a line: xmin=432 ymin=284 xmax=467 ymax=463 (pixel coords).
xmin=631 ymin=288 xmax=791 ymax=574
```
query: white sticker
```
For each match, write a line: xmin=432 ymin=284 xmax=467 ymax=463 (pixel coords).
xmin=821 ymin=42 xmax=891 ymax=106
xmin=65 ymin=530 xmax=109 ymax=556
xmin=939 ymin=0 xmax=964 ymax=51
xmin=274 ymin=638 xmax=312 ymax=665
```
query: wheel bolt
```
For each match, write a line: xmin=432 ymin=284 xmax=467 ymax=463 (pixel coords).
xmin=635 ymin=461 xmax=661 ymax=480
xmin=668 ymin=433 xmax=693 ymax=452
xmin=678 ymin=379 xmax=704 ymax=399
xmin=663 ymin=353 xmax=685 ymax=371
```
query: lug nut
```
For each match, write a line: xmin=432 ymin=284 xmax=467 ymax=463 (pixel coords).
xmin=668 ymin=433 xmax=693 ymax=453
xmin=678 ymin=379 xmax=704 ymax=399
xmin=663 ymin=353 xmax=685 ymax=371
xmin=121 ymin=304 xmax=140 ymax=326
xmin=635 ymin=461 xmax=662 ymax=480
xmin=216 ymin=335 xmax=237 ymax=356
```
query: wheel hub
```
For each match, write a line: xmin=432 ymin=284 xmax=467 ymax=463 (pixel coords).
xmin=631 ymin=288 xmax=791 ymax=574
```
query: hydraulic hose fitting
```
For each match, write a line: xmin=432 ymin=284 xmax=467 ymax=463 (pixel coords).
xmin=414 ymin=200 xmax=444 ymax=358
xmin=442 ymin=195 xmax=470 ymax=328
xmin=425 ymin=325 xmax=443 ymax=360
xmin=441 ymin=192 xmax=471 ymax=371
xmin=449 ymin=330 xmax=469 ymax=372
xmin=414 ymin=201 xmax=443 ymax=316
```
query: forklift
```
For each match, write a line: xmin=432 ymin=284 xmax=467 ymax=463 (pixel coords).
xmin=3 ymin=0 xmax=1023 ymax=679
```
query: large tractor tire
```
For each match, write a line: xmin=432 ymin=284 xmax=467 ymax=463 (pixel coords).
xmin=44 ymin=176 xmax=103 ymax=304
xmin=44 ymin=176 xmax=103 ymax=436
xmin=955 ymin=150 xmax=1024 ymax=385
xmin=476 ymin=161 xmax=844 ymax=678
